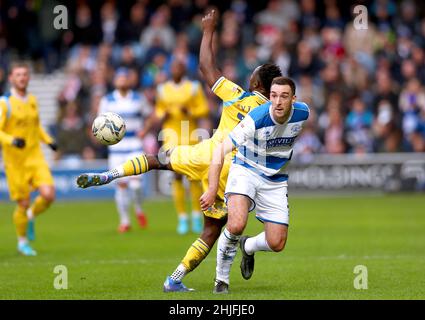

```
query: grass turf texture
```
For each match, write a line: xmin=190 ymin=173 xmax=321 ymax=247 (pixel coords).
xmin=0 ymin=194 xmax=424 ymax=299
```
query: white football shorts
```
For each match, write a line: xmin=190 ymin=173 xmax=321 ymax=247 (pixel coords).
xmin=224 ymin=163 xmax=289 ymax=226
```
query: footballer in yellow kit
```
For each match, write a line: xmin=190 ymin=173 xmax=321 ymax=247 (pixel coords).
xmin=155 ymin=59 xmax=209 ymax=234
xmin=156 ymin=61 xmax=209 ymax=150
xmin=76 ymin=9 xmax=282 ymax=291
xmin=0 ymin=62 xmax=57 ymax=256
xmin=169 ymin=75 xmax=270 ymax=208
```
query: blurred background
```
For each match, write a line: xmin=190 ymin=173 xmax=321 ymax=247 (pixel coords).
xmin=0 ymin=0 xmax=425 ymax=199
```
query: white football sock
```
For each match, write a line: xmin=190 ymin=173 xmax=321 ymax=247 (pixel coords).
xmin=106 ymin=167 xmax=124 ymax=179
xmin=216 ymin=228 xmax=240 ymax=285
xmin=115 ymin=187 xmax=130 ymax=226
xmin=191 ymin=211 xmax=201 ymax=218
xmin=244 ymin=232 xmax=272 ymax=255
xmin=170 ymin=263 xmax=188 ymax=282
xmin=26 ymin=208 xmax=34 ymax=220
xmin=129 ymin=181 xmax=143 ymax=213
xmin=18 ymin=237 xmax=28 ymax=246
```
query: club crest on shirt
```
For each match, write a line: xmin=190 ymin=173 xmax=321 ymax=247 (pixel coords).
xmin=291 ymin=124 xmax=302 ymax=135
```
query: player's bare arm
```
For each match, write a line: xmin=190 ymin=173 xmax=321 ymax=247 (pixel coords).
xmin=138 ymin=113 xmax=157 ymax=139
xmin=199 ymin=10 xmax=221 ymax=88
xmin=199 ymin=136 xmax=234 ymax=211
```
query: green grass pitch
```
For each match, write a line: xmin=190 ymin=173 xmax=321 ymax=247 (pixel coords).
xmin=0 ymin=194 xmax=424 ymax=299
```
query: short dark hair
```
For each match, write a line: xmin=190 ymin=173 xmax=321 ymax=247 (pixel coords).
xmin=257 ymin=63 xmax=282 ymax=96
xmin=271 ymin=76 xmax=296 ymax=95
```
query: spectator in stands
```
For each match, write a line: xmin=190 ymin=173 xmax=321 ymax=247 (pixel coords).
xmin=72 ymin=3 xmax=102 ymax=45
xmin=166 ymin=33 xmax=199 ymax=78
xmin=294 ymin=110 xmax=323 ymax=161
xmin=372 ymin=99 xmax=403 ymax=152
xmin=289 ymin=40 xmax=322 ymax=81
xmin=141 ymin=51 xmax=168 ymax=87
xmin=345 ymin=97 xmax=374 ymax=153
xmin=115 ymin=2 xmax=148 ymax=45
xmin=237 ymin=44 xmax=262 ymax=88
xmin=100 ymin=1 xmax=119 ymax=45
xmin=140 ymin=6 xmax=176 ymax=52
xmin=296 ymin=74 xmax=325 ymax=112
xmin=55 ymin=102 xmax=89 ymax=160
xmin=2 ymin=0 xmax=424 ymax=161
xmin=325 ymin=107 xmax=346 ymax=154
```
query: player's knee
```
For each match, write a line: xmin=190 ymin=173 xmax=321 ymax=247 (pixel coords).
xmin=268 ymin=238 xmax=286 ymax=252
xmin=226 ymin=221 xmax=244 ymax=236
xmin=17 ymin=199 xmax=30 ymax=209
xmin=41 ymin=188 xmax=56 ymax=203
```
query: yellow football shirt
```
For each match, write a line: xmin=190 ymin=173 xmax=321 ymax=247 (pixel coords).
xmin=155 ymin=79 xmax=209 ymax=149
xmin=169 ymin=76 xmax=270 ymax=207
xmin=0 ymin=92 xmax=53 ymax=168
xmin=210 ymin=76 xmax=269 ymax=143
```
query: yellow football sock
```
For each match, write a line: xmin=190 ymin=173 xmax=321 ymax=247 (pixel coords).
xmin=173 ymin=179 xmax=186 ymax=216
xmin=30 ymin=196 xmax=51 ymax=217
xmin=13 ymin=206 xmax=28 ymax=237
xmin=189 ymin=181 xmax=202 ymax=213
xmin=122 ymin=154 xmax=149 ymax=176
xmin=181 ymin=238 xmax=211 ymax=272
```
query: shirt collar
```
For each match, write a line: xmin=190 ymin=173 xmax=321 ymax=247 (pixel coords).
xmin=253 ymin=90 xmax=269 ymax=101
xmin=11 ymin=88 xmax=28 ymax=102
xmin=113 ymin=89 xmax=130 ymax=100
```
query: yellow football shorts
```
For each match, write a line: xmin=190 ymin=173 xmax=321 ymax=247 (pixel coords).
xmin=5 ymin=160 xmax=54 ymax=201
xmin=160 ymin=124 xmax=199 ymax=151
xmin=169 ymin=138 xmax=231 ymax=219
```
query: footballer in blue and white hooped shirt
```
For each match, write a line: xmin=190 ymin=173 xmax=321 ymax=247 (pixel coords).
xmin=200 ymin=76 xmax=309 ymax=289
xmin=98 ymin=67 xmax=153 ymax=232
xmin=226 ymin=97 xmax=309 ymax=225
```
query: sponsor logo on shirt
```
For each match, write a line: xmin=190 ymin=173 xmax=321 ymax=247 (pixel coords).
xmin=266 ymin=137 xmax=296 ymax=149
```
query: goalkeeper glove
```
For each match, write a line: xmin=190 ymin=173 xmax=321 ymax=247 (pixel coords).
xmin=12 ymin=138 xmax=26 ymax=149
xmin=48 ymin=142 xmax=58 ymax=151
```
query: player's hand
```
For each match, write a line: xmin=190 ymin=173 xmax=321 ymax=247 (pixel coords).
xmin=137 ymin=129 xmax=147 ymax=139
xmin=200 ymin=189 xmax=217 ymax=212
xmin=48 ymin=142 xmax=58 ymax=151
xmin=12 ymin=138 xmax=26 ymax=149
xmin=201 ymin=10 xmax=218 ymax=32
xmin=180 ymin=106 xmax=189 ymax=116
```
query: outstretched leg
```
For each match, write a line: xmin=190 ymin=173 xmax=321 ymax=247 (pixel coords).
xmin=76 ymin=152 xmax=172 ymax=188
xmin=163 ymin=212 xmax=227 ymax=292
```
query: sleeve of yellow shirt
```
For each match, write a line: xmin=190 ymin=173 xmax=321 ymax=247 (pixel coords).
xmin=33 ymin=96 xmax=54 ymax=145
xmin=155 ymin=85 xmax=167 ymax=120
xmin=211 ymin=77 xmax=245 ymax=104
xmin=38 ymin=124 xmax=54 ymax=145
xmin=0 ymin=99 xmax=14 ymax=146
xmin=189 ymin=81 xmax=209 ymax=119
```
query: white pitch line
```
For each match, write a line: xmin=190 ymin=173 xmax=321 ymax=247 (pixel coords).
xmin=0 ymin=254 xmax=424 ymax=268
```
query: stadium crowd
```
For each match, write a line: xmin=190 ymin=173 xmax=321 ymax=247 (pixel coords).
xmin=1 ymin=0 xmax=424 ymax=161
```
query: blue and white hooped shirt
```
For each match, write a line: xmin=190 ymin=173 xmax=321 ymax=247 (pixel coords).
xmin=229 ymin=101 xmax=310 ymax=184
